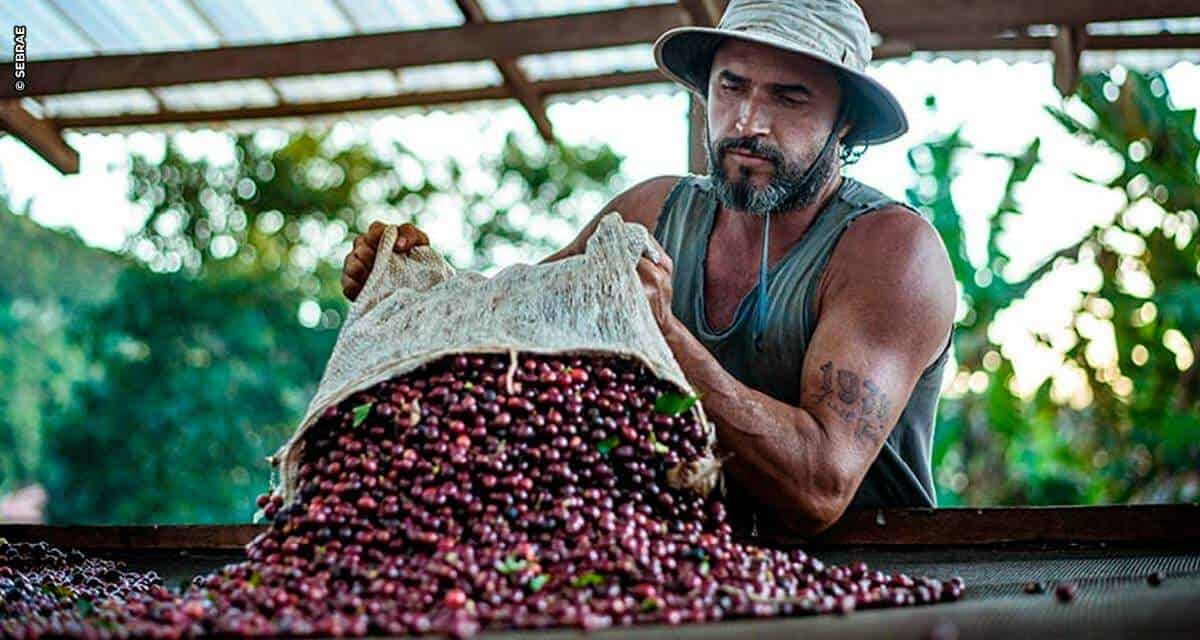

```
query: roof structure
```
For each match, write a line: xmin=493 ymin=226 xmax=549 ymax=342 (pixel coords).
xmin=1 ymin=0 xmax=1199 ymax=174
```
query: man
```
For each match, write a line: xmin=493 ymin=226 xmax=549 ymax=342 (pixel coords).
xmin=341 ymin=0 xmax=956 ymax=536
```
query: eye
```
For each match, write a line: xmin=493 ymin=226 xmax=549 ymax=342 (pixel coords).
xmin=779 ymin=94 xmax=805 ymax=106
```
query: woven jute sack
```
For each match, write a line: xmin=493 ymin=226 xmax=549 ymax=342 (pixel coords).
xmin=272 ymin=213 xmax=719 ymax=504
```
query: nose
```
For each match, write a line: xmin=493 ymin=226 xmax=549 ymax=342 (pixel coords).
xmin=734 ymin=91 xmax=771 ymax=138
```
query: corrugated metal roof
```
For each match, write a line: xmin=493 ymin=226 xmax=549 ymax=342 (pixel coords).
xmin=394 ymin=62 xmax=505 ymax=92
xmin=909 ymin=18 xmax=1200 ymax=70
xmin=0 ymin=1 xmax=94 ymax=59
xmin=155 ymin=80 xmax=279 ymax=112
xmin=914 ymin=49 xmax=1200 ymax=73
xmin=519 ymin=44 xmax=656 ymax=82
xmin=0 ymin=0 xmax=465 ymax=60
xmin=1087 ymin=17 xmax=1200 ymax=36
xmin=477 ymin=0 xmax=672 ymax=21
xmin=36 ymin=89 xmax=161 ymax=118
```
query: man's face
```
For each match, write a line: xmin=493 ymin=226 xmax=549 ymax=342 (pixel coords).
xmin=705 ymin=39 xmax=846 ymax=216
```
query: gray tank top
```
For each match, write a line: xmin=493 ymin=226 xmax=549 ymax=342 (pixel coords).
xmin=653 ymin=174 xmax=951 ymax=519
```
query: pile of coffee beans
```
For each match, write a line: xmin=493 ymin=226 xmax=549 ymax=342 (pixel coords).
xmin=1 ymin=353 xmax=962 ymax=638
xmin=0 ymin=540 xmax=171 ymax=636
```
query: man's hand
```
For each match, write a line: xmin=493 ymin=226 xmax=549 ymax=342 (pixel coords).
xmin=636 ymin=237 xmax=675 ymax=331
xmin=342 ymin=221 xmax=429 ymax=301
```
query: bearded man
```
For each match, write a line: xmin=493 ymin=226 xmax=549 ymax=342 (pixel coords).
xmin=342 ymin=0 xmax=957 ymax=536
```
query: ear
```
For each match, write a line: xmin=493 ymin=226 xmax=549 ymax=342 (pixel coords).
xmin=837 ymin=118 xmax=854 ymax=143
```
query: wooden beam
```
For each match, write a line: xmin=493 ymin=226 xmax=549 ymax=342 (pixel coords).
xmin=0 ymin=5 xmax=684 ymax=99
xmin=51 ymin=71 xmax=670 ymax=130
xmin=860 ymin=0 xmax=1200 ymax=35
xmin=454 ymin=0 xmax=555 ymax=143
xmin=677 ymin=0 xmax=722 ymax=26
xmin=807 ymin=505 xmax=1200 ymax=547
xmin=2 ymin=506 xmax=1196 ymax=550
xmin=1053 ymin=25 xmax=1087 ymax=96
xmin=0 ymin=99 xmax=79 ymax=174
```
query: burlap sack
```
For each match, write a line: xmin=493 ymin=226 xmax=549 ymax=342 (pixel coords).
xmin=272 ymin=213 xmax=718 ymax=504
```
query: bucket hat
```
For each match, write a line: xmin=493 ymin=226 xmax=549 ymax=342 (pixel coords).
xmin=654 ymin=0 xmax=907 ymax=145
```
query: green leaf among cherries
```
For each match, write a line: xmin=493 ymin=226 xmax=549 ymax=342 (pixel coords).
xmin=351 ymin=402 xmax=373 ymax=428
xmin=653 ymin=391 xmax=697 ymax=416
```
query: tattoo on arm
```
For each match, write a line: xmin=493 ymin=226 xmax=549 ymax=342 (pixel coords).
xmin=809 ymin=361 xmax=892 ymax=446
xmin=813 ymin=362 xmax=835 ymax=404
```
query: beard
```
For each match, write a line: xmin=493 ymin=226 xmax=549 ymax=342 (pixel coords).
xmin=708 ymin=130 xmax=839 ymax=217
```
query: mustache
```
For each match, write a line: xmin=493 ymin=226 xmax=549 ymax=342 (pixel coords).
xmin=716 ymin=137 xmax=785 ymax=167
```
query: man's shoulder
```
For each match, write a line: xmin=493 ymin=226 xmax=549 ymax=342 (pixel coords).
xmin=606 ymin=175 xmax=687 ymax=230
xmin=821 ymin=201 xmax=956 ymax=319
xmin=817 ymin=201 xmax=956 ymax=368
xmin=842 ymin=203 xmax=940 ymax=257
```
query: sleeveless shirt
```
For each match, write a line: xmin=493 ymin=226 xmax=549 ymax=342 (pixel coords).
xmin=653 ymin=174 xmax=951 ymax=519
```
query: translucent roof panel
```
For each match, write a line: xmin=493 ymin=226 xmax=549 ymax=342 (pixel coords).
xmin=477 ymin=0 xmax=673 ymax=21
xmin=335 ymin=0 xmax=465 ymax=33
xmin=1087 ymin=18 xmax=1200 ymax=36
xmin=156 ymin=80 xmax=279 ymax=111
xmin=911 ymin=49 xmax=1200 ymax=73
xmin=0 ymin=1 xmax=96 ymax=61
xmin=1081 ymin=49 xmax=1200 ymax=72
xmin=905 ymin=17 xmax=1200 ymax=72
xmin=3 ymin=0 xmax=466 ymax=61
xmin=273 ymin=71 xmax=401 ymax=104
xmin=267 ymin=62 xmax=502 ymax=104
xmin=38 ymin=89 xmax=161 ymax=118
xmin=545 ymin=81 xmax=679 ymax=108
xmin=47 ymin=0 xmax=220 ymax=55
xmin=187 ymin=0 xmax=356 ymax=47
xmin=518 ymin=44 xmax=657 ymax=81
xmin=395 ymin=61 xmax=504 ymax=92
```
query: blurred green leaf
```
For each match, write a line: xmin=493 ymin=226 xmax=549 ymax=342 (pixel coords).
xmin=654 ymin=392 xmax=698 ymax=416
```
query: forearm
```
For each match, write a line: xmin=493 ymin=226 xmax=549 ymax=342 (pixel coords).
xmin=660 ymin=318 xmax=850 ymax=532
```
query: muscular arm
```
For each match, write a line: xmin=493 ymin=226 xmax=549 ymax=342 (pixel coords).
xmin=659 ymin=207 xmax=957 ymax=535
xmin=540 ymin=176 xmax=680 ymax=263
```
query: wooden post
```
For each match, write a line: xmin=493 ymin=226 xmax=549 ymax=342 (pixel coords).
xmin=687 ymin=95 xmax=708 ymax=175
xmin=678 ymin=0 xmax=722 ymax=26
xmin=454 ymin=0 xmax=555 ymax=144
xmin=1052 ymin=24 xmax=1086 ymax=97
xmin=0 ymin=100 xmax=79 ymax=174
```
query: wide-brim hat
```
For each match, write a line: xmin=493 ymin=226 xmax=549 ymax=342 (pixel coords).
xmin=653 ymin=0 xmax=908 ymax=146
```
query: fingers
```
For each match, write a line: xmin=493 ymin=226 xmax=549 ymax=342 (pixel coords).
xmin=636 ymin=256 xmax=664 ymax=292
xmin=351 ymin=236 xmax=376 ymax=266
xmin=395 ymin=223 xmax=430 ymax=253
xmin=342 ymin=243 xmax=374 ymax=301
xmin=345 ymin=252 xmax=371 ymax=279
xmin=358 ymin=220 xmax=430 ymax=253
xmin=364 ymin=221 xmax=386 ymax=249
xmin=638 ymin=248 xmax=672 ymax=278
xmin=341 ymin=254 xmax=371 ymax=301
xmin=341 ymin=272 xmax=362 ymax=301
xmin=642 ymin=238 xmax=673 ymax=273
xmin=344 ymin=220 xmax=430 ymax=301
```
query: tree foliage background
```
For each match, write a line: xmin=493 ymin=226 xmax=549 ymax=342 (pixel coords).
xmin=0 ymin=70 xmax=1196 ymax=523
xmin=919 ymin=72 xmax=1200 ymax=505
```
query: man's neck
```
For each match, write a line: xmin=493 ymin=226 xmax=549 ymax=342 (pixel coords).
xmin=716 ymin=172 xmax=845 ymax=259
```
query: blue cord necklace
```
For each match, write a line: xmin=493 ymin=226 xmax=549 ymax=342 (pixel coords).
xmin=750 ymin=104 xmax=848 ymax=352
